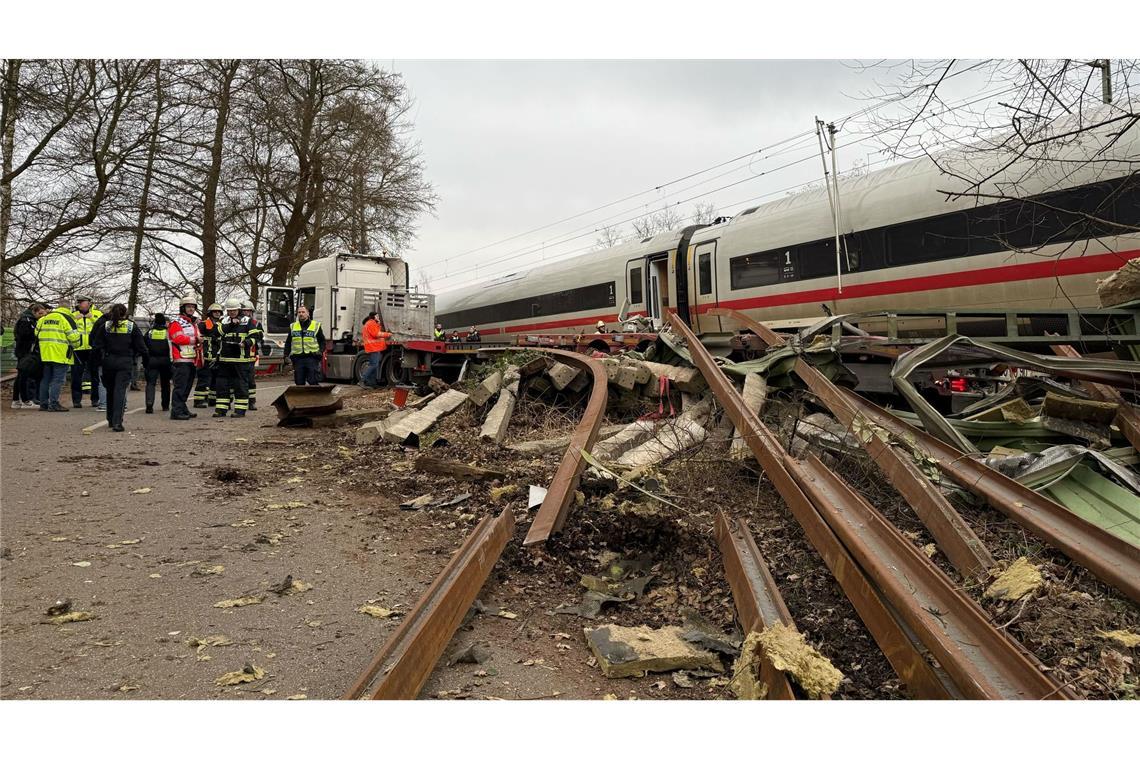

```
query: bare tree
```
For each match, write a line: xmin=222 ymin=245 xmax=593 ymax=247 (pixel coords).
xmin=591 ymin=224 xmax=625 ymax=251
xmin=631 ymin=205 xmax=683 ymax=239
xmin=690 ymin=201 xmax=717 ymax=225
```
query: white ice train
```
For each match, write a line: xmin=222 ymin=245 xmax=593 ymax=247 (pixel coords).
xmin=437 ymin=122 xmax=1140 ymax=340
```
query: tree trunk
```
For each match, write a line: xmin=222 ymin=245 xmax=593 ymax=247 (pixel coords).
xmin=201 ymin=61 xmax=239 ymax=305
xmin=0 ymin=59 xmax=21 ymax=264
xmin=128 ymin=61 xmax=162 ymax=314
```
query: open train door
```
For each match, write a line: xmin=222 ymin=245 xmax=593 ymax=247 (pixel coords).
xmin=689 ymin=239 xmax=721 ymax=333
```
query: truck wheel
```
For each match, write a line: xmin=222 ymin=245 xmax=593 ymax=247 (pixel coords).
xmin=384 ymin=350 xmax=407 ymax=386
xmin=352 ymin=353 xmax=369 ymax=383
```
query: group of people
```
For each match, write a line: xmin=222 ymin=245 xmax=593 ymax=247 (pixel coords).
xmin=11 ymin=293 xmax=266 ymax=432
xmin=433 ymin=323 xmax=481 ymax=343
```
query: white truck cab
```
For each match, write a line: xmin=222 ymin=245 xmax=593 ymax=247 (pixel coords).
xmin=261 ymin=252 xmax=434 ymax=382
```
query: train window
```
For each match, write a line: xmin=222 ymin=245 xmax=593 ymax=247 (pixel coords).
xmin=887 ymin=213 xmax=970 ymax=265
xmin=796 ymin=238 xmax=838 ymax=280
xmin=698 ymin=253 xmax=712 ymax=295
xmin=1114 ymin=179 xmax=1140 ymax=228
xmin=629 ymin=267 xmax=643 ymax=304
xmin=730 ymin=250 xmax=793 ymax=289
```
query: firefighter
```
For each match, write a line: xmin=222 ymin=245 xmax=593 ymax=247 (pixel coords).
xmin=213 ymin=298 xmax=255 ymax=418
xmin=70 ymin=295 xmax=105 ymax=409
xmin=168 ymin=293 xmax=202 ymax=420
xmin=284 ymin=304 xmax=325 ymax=386
xmin=240 ymin=299 xmax=262 ymax=411
xmin=595 ymin=320 xmax=607 ymax=334
xmin=194 ymin=302 xmax=223 ymax=408
xmin=35 ymin=298 xmax=82 ymax=411
xmin=142 ymin=313 xmax=173 ymax=413
xmin=466 ymin=325 xmax=481 ymax=343
xmin=91 ymin=303 xmax=147 ymax=432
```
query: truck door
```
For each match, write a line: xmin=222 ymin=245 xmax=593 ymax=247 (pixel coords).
xmin=690 ymin=240 xmax=721 ymax=333
xmin=263 ymin=287 xmax=295 ymax=341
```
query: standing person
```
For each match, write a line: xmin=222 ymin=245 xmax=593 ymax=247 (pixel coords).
xmin=13 ymin=302 xmax=46 ymax=409
xmin=466 ymin=325 xmax=481 ymax=342
xmin=70 ymin=296 xmax=104 ymax=409
xmin=194 ymin=303 xmax=223 ymax=408
xmin=283 ymin=304 xmax=325 ymax=386
xmin=35 ymin=298 xmax=81 ymax=412
xmin=359 ymin=312 xmax=391 ymax=388
xmin=168 ymin=293 xmax=202 ymax=421
xmin=212 ymin=298 xmax=255 ymax=418
xmin=143 ymin=313 xmax=173 ymax=414
xmin=91 ymin=304 xmax=147 ymax=432
xmin=240 ymin=300 xmax=262 ymax=411
xmin=434 ymin=323 xmax=444 ymax=340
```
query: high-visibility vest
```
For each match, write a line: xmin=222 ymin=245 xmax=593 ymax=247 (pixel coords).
xmin=72 ymin=308 xmax=103 ymax=350
xmin=289 ymin=320 xmax=321 ymax=356
xmin=36 ymin=307 xmax=81 ymax=364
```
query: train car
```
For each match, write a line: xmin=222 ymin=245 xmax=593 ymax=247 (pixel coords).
xmin=437 ymin=120 xmax=1140 ymax=339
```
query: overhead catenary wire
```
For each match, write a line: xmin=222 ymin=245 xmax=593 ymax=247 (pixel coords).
xmin=426 ymin=63 xmax=999 ymax=276
xmin=432 ymin=82 xmax=1021 ymax=288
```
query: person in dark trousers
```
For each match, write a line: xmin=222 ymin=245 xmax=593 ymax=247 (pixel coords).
xmin=36 ymin=298 xmax=81 ymax=411
xmin=240 ymin=300 xmax=262 ymax=410
xmin=213 ymin=298 xmax=255 ymax=418
xmin=168 ymin=294 xmax=202 ymax=420
xmin=90 ymin=303 xmax=147 ymax=432
xmin=13 ymin=302 xmax=47 ymax=409
xmin=283 ymin=304 xmax=325 ymax=386
xmin=70 ymin=295 xmax=104 ymax=409
xmin=194 ymin=303 xmax=223 ymax=407
xmin=143 ymin=313 xmax=173 ymax=413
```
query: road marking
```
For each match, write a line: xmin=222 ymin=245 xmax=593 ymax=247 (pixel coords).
xmin=82 ymin=407 xmax=145 ymax=434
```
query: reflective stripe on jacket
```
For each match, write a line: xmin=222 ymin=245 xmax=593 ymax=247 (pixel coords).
xmin=35 ymin=307 xmax=81 ymax=364
xmin=218 ymin=316 xmax=256 ymax=363
xmin=289 ymin=320 xmax=322 ymax=356
xmin=72 ymin=308 xmax=104 ymax=351
xmin=169 ymin=314 xmax=202 ymax=365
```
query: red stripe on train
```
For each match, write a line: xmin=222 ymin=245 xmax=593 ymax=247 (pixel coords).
xmin=476 ymin=250 xmax=1140 ymax=334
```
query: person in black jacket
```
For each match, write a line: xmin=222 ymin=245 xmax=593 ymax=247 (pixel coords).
xmin=142 ymin=313 xmax=173 ymax=414
xmin=90 ymin=303 xmax=147 ymax=432
xmin=12 ymin=302 xmax=47 ymax=408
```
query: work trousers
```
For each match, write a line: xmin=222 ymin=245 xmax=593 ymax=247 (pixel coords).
xmin=71 ymin=349 xmax=102 ymax=406
xmin=214 ymin=363 xmax=248 ymax=414
xmin=145 ymin=362 xmax=173 ymax=410
xmin=291 ymin=354 xmax=321 ymax=386
xmin=194 ymin=364 xmax=216 ymax=405
xmin=240 ymin=363 xmax=257 ymax=408
xmin=101 ymin=356 xmax=133 ymax=428
xmin=38 ymin=362 xmax=69 ymax=408
xmin=361 ymin=350 xmax=382 ymax=387
xmin=16 ymin=363 xmax=41 ymax=402
xmin=171 ymin=363 xmax=197 ymax=418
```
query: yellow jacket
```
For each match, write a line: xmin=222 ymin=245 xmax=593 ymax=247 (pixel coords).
xmin=72 ymin=307 xmax=104 ymax=350
xmin=36 ymin=307 xmax=82 ymax=364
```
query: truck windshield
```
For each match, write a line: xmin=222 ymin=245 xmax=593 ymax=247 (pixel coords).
xmin=265 ymin=288 xmax=294 ymax=335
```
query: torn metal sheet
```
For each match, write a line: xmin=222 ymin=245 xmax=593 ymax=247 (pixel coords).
xmin=271 ymin=384 xmax=345 ymax=426
xmin=891 ymin=334 xmax=1140 ymax=452
xmin=1041 ymin=466 xmax=1140 ymax=549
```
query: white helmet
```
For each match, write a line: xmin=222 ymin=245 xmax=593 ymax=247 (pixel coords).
xmin=596 ymin=320 xmax=605 ymax=330
xmin=240 ymin=299 xmax=254 ymax=311
xmin=180 ymin=293 xmax=199 ymax=308
xmin=224 ymin=297 xmax=241 ymax=310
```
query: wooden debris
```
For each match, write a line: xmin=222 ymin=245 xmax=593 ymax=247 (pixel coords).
xmin=480 ymin=366 xmax=520 ymax=444
xmin=413 ymin=457 xmax=507 ymax=480
xmin=383 ymin=389 xmax=469 ymax=443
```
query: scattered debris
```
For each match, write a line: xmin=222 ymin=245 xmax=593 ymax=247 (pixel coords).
xmin=448 ymin=642 xmax=491 ymax=665
xmin=43 ymin=611 xmax=95 ymax=625
xmin=214 ymin=595 xmax=265 ymax=608
xmin=585 ymin=625 xmax=724 ymax=678
xmin=732 ymin=626 xmax=843 ymax=700
xmin=357 ymin=605 xmax=397 ymax=619
xmin=1097 ymin=629 xmax=1140 ymax=648
xmin=192 ymin=565 xmax=225 ymax=577
xmin=984 ymin=558 xmax=1044 ymax=602
xmin=131 ymin=487 xmax=152 ymax=494
xmin=45 ymin=599 xmax=72 ymax=617
xmin=215 ymin=663 xmax=266 ymax=687
xmin=413 ymin=457 xmax=506 ymax=480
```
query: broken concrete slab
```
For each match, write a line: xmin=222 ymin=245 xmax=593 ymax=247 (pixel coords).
xmin=593 ymin=419 xmax=659 ymax=461
xmin=640 ymin=360 xmax=707 ymax=395
xmin=518 ymin=356 xmax=551 ymax=377
xmin=508 ymin=424 xmax=626 ymax=456
xmin=731 ymin=373 xmax=768 ymax=460
xmin=586 ymin=624 xmax=723 ymax=678
xmin=356 ymin=408 xmax=413 ymax=445
xmin=621 ymin=358 xmax=652 ymax=385
xmin=382 ymin=389 xmax=469 ymax=443
xmin=546 ymin=362 xmax=581 ymax=391
xmin=467 ymin=371 xmax=503 ymax=408
xmin=480 ymin=366 xmax=520 ymax=444
xmin=616 ymin=402 xmax=712 ymax=469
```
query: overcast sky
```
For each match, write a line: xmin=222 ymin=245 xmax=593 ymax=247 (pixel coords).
xmin=389 ymin=60 xmax=983 ymax=292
